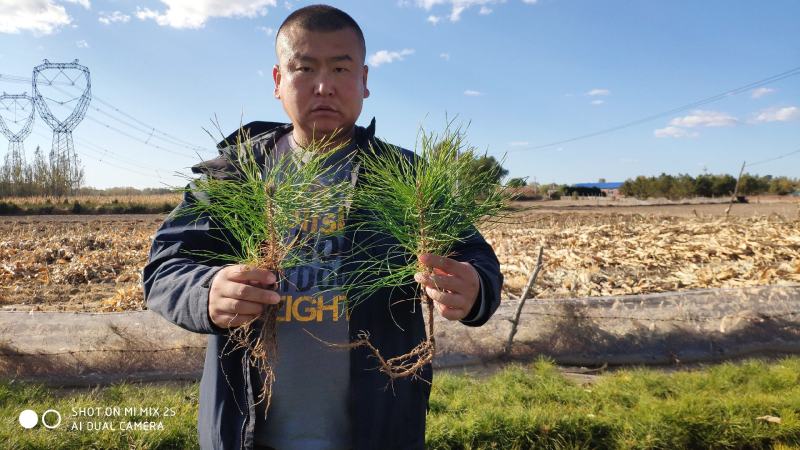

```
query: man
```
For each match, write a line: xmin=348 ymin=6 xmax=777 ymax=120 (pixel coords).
xmin=143 ymin=4 xmax=502 ymax=450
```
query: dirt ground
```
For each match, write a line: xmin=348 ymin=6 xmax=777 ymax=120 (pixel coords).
xmin=514 ymin=195 xmax=800 ymax=218
xmin=1 ymin=198 xmax=798 ymax=312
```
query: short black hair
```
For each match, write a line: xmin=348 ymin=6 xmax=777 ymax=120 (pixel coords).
xmin=276 ymin=4 xmax=366 ymax=60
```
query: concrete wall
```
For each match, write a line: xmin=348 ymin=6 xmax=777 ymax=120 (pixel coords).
xmin=1 ymin=285 xmax=798 ymax=385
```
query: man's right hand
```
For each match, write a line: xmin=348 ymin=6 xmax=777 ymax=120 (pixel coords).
xmin=209 ymin=265 xmax=280 ymax=329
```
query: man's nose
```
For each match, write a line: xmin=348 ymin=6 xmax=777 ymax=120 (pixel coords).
xmin=314 ymin=73 xmax=335 ymax=96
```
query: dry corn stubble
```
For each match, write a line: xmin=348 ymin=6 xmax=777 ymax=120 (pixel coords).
xmin=489 ymin=213 xmax=800 ymax=299
xmin=1 ymin=207 xmax=797 ymax=311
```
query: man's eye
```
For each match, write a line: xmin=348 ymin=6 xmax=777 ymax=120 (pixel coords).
xmin=296 ymin=66 xmax=311 ymax=72
xmin=334 ymin=67 xmax=348 ymax=73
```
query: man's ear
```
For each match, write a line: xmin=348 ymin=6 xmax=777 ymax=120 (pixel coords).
xmin=363 ymin=65 xmax=370 ymax=99
xmin=272 ymin=64 xmax=281 ymax=99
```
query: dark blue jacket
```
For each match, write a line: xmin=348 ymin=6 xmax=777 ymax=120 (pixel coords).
xmin=142 ymin=119 xmax=503 ymax=450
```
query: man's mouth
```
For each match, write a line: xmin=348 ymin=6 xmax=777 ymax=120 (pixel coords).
xmin=311 ymin=105 xmax=338 ymax=113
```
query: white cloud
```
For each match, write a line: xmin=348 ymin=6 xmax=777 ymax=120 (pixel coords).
xmin=669 ymin=110 xmax=737 ymax=128
xmin=654 ymin=126 xmax=698 ymax=139
xmin=98 ymin=11 xmax=130 ymax=25
xmin=0 ymin=1 xmax=72 ymax=35
xmin=257 ymin=69 xmax=264 ymax=77
xmin=427 ymin=15 xmax=441 ymax=24
xmin=257 ymin=25 xmax=274 ymax=35
xmin=135 ymin=8 xmax=159 ymax=21
xmin=368 ymin=48 xmax=415 ymax=67
xmin=654 ymin=110 xmax=737 ymax=138
xmin=522 ymin=0 xmax=538 ymax=3
xmin=450 ymin=4 xmax=467 ymax=20
xmin=439 ymin=52 xmax=450 ymax=60
xmin=136 ymin=0 xmax=277 ymax=29
xmin=591 ymin=99 xmax=604 ymax=105
xmin=752 ymin=106 xmax=799 ymax=123
xmin=414 ymin=0 xmax=502 ymax=22
xmin=416 ymin=0 xmax=445 ymax=7
xmin=464 ymin=89 xmax=484 ymax=96
xmin=64 ymin=0 xmax=90 ymax=9
xmin=509 ymin=141 xmax=529 ymax=147
xmin=751 ymin=87 xmax=775 ymax=99
xmin=76 ymin=39 xmax=89 ymax=48
xmin=587 ymin=88 xmax=610 ymax=96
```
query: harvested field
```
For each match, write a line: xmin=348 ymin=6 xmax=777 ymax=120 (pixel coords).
xmin=0 ymin=216 xmax=161 ymax=312
xmin=1 ymin=202 xmax=799 ymax=312
xmin=490 ymin=213 xmax=800 ymax=299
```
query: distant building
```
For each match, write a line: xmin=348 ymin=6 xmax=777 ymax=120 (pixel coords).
xmin=572 ymin=182 xmax=624 ymax=197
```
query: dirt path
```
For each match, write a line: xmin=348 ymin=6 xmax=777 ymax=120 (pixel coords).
xmin=514 ymin=196 xmax=800 ymax=218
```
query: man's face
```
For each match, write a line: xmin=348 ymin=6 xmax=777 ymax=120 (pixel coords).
xmin=273 ymin=27 xmax=369 ymax=142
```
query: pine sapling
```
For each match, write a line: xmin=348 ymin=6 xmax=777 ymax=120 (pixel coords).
xmin=344 ymin=125 xmax=513 ymax=379
xmin=179 ymin=131 xmax=354 ymax=411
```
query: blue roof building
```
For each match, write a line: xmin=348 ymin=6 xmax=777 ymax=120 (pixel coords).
xmin=573 ymin=182 xmax=624 ymax=190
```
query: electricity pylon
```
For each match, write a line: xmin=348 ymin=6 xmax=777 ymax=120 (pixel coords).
xmin=32 ymin=59 xmax=91 ymax=194
xmin=0 ymin=93 xmax=35 ymax=179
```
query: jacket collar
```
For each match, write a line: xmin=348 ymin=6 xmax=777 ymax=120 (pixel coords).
xmin=192 ymin=117 xmax=377 ymax=179
xmin=214 ymin=117 xmax=377 ymax=152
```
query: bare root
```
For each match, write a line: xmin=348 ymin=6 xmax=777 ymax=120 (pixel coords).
xmin=310 ymin=290 xmax=437 ymax=381
xmin=225 ymin=288 xmax=280 ymax=413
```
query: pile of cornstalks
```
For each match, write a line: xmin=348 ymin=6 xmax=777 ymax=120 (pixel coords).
xmin=486 ymin=214 xmax=800 ymax=299
xmin=1 ymin=213 xmax=798 ymax=311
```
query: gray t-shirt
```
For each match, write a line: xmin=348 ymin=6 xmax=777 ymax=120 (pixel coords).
xmin=253 ymin=133 xmax=354 ymax=450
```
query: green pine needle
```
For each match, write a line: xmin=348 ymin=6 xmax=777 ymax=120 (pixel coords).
xmin=179 ymin=133 xmax=354 ymax=273
xmin=345 ymin=124 xmax=513 ymax=309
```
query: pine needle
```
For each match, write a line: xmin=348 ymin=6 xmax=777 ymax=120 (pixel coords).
xmin=178 ymin=130 xmax=354 ymax=413
xmin=344 ymin=124 xmax=514 ymax=379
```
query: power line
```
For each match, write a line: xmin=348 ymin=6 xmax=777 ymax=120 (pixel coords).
xmin=29 ymin=127 xmax=167 ymax=181
xmin=93 ymin=93 xmax=206 ymax=151
xmin=78 ymin=148 xmax=161 ymax=180
xmin=0 ymin=71 xmax=207 ymax=152
xmin=746 ymin=147 xmax=800 ymax=168
xmin=75 ymin=135 xmax=169 ymax=175
xmin=48 ymin=82 xmax=208 ymax=153
xmin=510 ymin=65 xmax=800 ymax=153
xmin=25 ymin=110 xmax=207 ymax=190
xmin=45 ymin=83 xmax=204 ymax=157
xmin=0 ymin=73 xmax=70 ymax=88
xmin=42 ymin=96 xmax=200 ymax=159
xmin=84 ymin=113 xmax=199 ymax=159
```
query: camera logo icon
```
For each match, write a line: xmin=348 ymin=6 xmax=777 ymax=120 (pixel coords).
xmin=19 ymin=409 xmax=62 ymax=429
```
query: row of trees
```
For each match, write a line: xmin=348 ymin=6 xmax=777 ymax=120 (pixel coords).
xmin=0 ymin=146 xmax=84 ymax=197
xmin=505 ymin=172 xmax=799 ymax=201
xmin=620 ymin=173 xmax=799 ymax=200
xmin=4 ymin=146 xmax=797 ymax=201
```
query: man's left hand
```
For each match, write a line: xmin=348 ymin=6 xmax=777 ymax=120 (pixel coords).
xmin=414 ymin=253 xmax=480 ymax=321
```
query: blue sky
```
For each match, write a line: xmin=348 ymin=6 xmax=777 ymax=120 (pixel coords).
xmin=1 ymin=0 xmax=798 ymax=189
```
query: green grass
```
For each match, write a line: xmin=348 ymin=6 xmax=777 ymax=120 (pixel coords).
xmin=2 ymin=357 xmax=799 ymax=449
xmin=427 ymin=357 xmax=800 ymax=450
xmin=0 ymin=381 xmax=199 ymax=449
